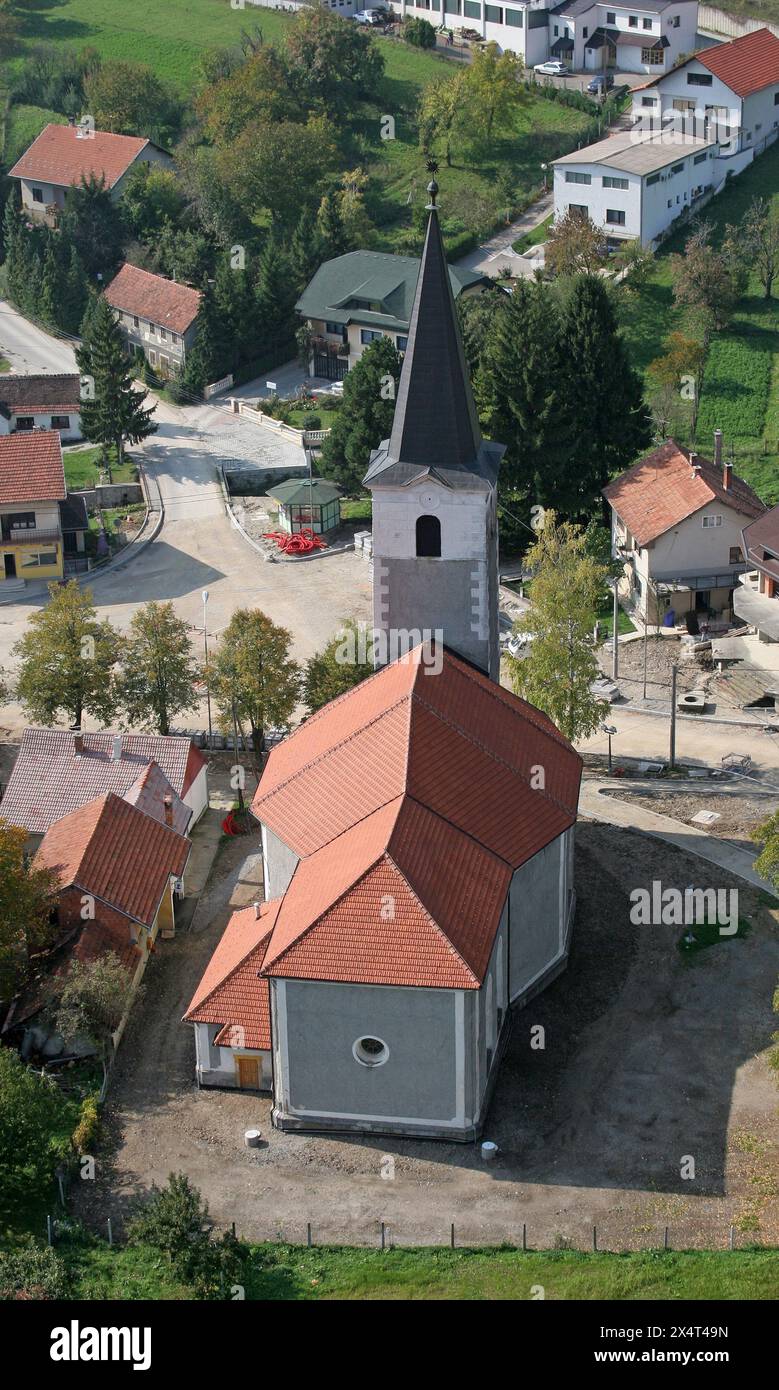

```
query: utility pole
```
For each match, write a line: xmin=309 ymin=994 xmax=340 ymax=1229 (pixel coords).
xmin=643 ymin=619 xmax=649 ymax=701
xmin=202 ymin=589 xmax=212 ymax=751
xmin=232 ymin=697 xmax=244 ymax=813
xmin=612 ymin=577 xmax=619 ymax=681
xmin=669 ymin=663 xmax=678 ymax=770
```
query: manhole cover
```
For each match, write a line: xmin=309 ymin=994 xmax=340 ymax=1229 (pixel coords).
xmin=690 ymin=810 xmax=720 ymax=826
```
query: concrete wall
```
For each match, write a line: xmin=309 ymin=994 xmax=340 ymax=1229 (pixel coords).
xmin=0 ymin=411 xmax=81 ymax=441
xmin=71 ymin=483 xmax=143 ymax=509
xmin=508 ymin=828 xmax=573 ymax=1003
xmin=184 ymin=765 xmax=209 ymax=827
xmin=193 ymin=1022 xmax=272 ymax=1090
xmin=261 ymin=822 xmax=300 ymax=902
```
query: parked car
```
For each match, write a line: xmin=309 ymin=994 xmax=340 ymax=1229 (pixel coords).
xmin=534 ymin=60 xmax=570 ymax=76
xmin=354 ymin=8 xmax=386 ymax=23
xmin=587 ymin=73 xmax=614 ymax=94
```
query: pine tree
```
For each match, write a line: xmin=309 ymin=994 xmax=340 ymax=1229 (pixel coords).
xmin=289 ymin=206 xmax=324 ymax=295
xmin=558 ymin=277 xmax=651 ymax=516
xmin=38 ymin=242 xmax=59 ymax=326
xmin=61 ymin=244 xmax=88 ymax=335
xmin=255 ymin=229 xmax=296 ymax=354
xmin=76 ymin=296 xmax=157 ymax=473
xmin=213 ymin=255 xmax=254 ymax=375
xmin=316 ymin=188 xmax=349 ymax=260
xmin=319 ymin=335 xmax=402 ymax=492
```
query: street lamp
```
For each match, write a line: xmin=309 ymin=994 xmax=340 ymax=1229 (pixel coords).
xmin=202 ymin=589 xmax=213 ymax=750
xmin=541 ymin=162 xmax=548 ymax=193
xmin=602 ymin=724 xmax=617 ymax=775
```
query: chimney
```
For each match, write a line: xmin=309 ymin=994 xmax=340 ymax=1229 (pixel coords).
xmin=73 ymin=732 xmax=84 ymax=757
xmin=111 ymin=734 xmax=122 ymax=762
xmin=67 ymin=115 xmax=75 ymax=127
xmin=253 ymin=901 xmax=262 ymax=920
xmin=163 ymin=794 xmax=173 ymax=828
xmin=713 ymin=428 xmax=723 ymax=468
xmin=689 ymin=451 xmax=701 ymax=475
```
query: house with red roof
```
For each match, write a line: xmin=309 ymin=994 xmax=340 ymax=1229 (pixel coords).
xmin=632 ymin=27 xmax=779 ymax=161
xmin=184 ymin=901 xmax=276 ymax=1092
xmin=9 ymin=121 xmax=171 ymax=224
xmin=733 ymin=502 xmax=779 ymax=643
xmin=0 ymin=374 xmax=82 ymax=442
xmin=603 ymin=431 xmax=765 ymax=626
xmin=104 ymin=263 xmax=202 ymax=379
xmin=0 ymin=430 xmax=69 ymax=588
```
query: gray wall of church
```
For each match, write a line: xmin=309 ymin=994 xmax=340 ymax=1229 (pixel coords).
xmin=375 ymin=556 xmax=498 ymax=679
xmin=509 ymin=834 xmax=566 ymax=1002
xmin=262 ymin=823 xmax=299 ymax=901
xmin=276 ymin=979 xmax=460 ymax=1125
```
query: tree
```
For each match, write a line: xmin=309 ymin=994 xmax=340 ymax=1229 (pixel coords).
xmin=127 ymin=1173 xmax=243 ymax=1296
xmin=121 ymin=163 xmax=185 ymax=242
xmin=0 ymin=0 xmax=21 ymax=49
xmin=223 ymin=116 xmax=338 ymax=229
xmin=647 ymin=331 xmax=706 ymax=435
xmin=76 ymin=295 xmax=157 ymax=466
xmin=558 ymin=275 xmax=652 ymax=514
xmin=546 ymin=210 xmax=608 ymax=278
xmin=117 ymin=601 xmax=200 ymax=735
xmin=319 ymin=335 xmax=402 ymax=492
xmin=196 ymin=44 xmax=302 ymax=144
xmin=463 ymin=42 xmax=525 ymax=141
xmin=616 ymin=238 xmax=654 ymax=293
xmin=0 ymin=1049 xmax=65 ymax=1186
xmin=0 ymin=1245 xmax=67 ymax=1300
xmin=255 ymin=228 xmax=297 ymax=352
xmin=84 ymin=59 xmax=182 ymax=144
xmin=285 ymin=6 xmax=385 ymax=118
xmin=212 ymin=255 xmax=255 ymax=377
xmin=58 ymin=173 xmax=126 ymax=283
xmin=289 ymin=206 xmax=325 ymax=294
xmin=753 ymin=809 xmax=779 ymax=892
xmin=670 ymin=221 xmax=747 ymax=332
xmin=316 ymin=187 xmax=349 ymax=261
xmin=0 ymin=821 xmax=60 ymax=1002
xmin=507 ymin=515 xmax=608 ymax=744
xmin=14 ymin=581 xmax=119 ymax=729
xmin=208 ymin=609 xmax=300 ymax=750
xmin=418 ymin=71 xmax=468 ymax=168
xmin=402 ymin=15 xmax=436 ymax=47
xmin=338 ymin=167 xmax=374 ymax=248
xmin=735 ymin=197 xmax=779 ymax=300
xmin=55 ymin=953 xmax=132 ymax=1080
xmin=304 ymin=620 xmax=375 ymax=714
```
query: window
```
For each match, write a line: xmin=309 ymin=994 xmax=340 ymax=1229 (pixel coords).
xmin=729 ymin=546 xmax=742 ymax=565
xmin=21 ymin=551 xmax=57 ymax=568
xmin=444 ymin=0 xmax=462 ymax=12
xmin=688 ymin=72 xmax=713 ymax=86
xmin=629 ymin=15 xmax=638 ymax=26
xmin=583 ymin=25 xmax=588 ymax=37
xmin=464 ymin=0 xmax=482 ymax=16
xmin=642 ymin=96 xmax=657 ymax=107
xmin=353 ymin=1036 xmax=389 ymax=1067
xmin=643 ymin=16 xmax=652 ymax=27
xmin=671 ymin=161 xmax=684 ymax=174
xmin=360 ymin=329 xmax=383 ymax=345
xmin=416 ymin=514 xmax=441 ymax=557
xmin=775 ymin=92 xmax=779 ymax=105
xmin=148 ymin=350 xmax=157 ymax=366
xmin=5 ymin=512 xmax=35 ymax=530
xmin=32 ymin=187 xmax=44 ymax=203
xmin=505 ymin=4 xmax=523 ymax=22
xmin=606 ymin=9 xmax=615 ymax=19
xmin=667 ymin=198 xmax=673 ymax=207
xmin=701 ymin=514 xmax=723 ymax=528
xmin=568 ymin=203 xmax=589 ymax=216
xmin=693 ymin=151 xmax=708 ymax=165
xmin=606 ymin=209 xmax=626 ymax=225
xmin=159 ymin=328 xmax=167 ymax=341
xmin=643 ymin=46 xmax=663 ymax=64
xmin=485 ymin=3 xmax=502 ymax=19
xmin=325 ymin=320 xmax=342 ymax=335
xmin=50 ymin=415 xmax=70 ymax=430
xmin=646 ymin=172 xmax=660 ymax=185
xmin=603 ymin=176 xmax=628 ymax=189
xmin=673 ymin=13 xmax=680 ymax=24
xmin=672 ymin=98 xmax=695 ymax=112
xmin=396 ymin=335 xmax=408 ymax=350
xmin=171 ymin=333 xmax=179 ymax=345
xmin=565 ymin=171 xmax=591 ymax=184
xmin=554 ymin=23 xmax=558 ymax=35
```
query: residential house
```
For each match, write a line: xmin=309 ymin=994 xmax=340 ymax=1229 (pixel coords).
xmin=0 ymin=728 xmax=208 ymax=848
xmin=103 ymin=263 xmax=202 ymax=377
xmin=0 ymin=374 xmax=82 ymax=442
xmin=8 ymin=122 xmax=171 ymax=223
xmin=184 ymin=901 xmax=275 ymax=1092
xmin=553 ymin=128 xmax=718 ymax=247
xmin=297 ymin=249 xmax=490 ymax=381
xmin=3 ymin=793 xmax=190 ymax=1059
xmin=734 ymin=504 xmax=779 ymax=642
xmin=632 ymin=27 xmax=779 ymax=172
xmin=0 ymin=431 xmax=68 ymax=587
xmin=603 ymin=433 xmax=765 ymax=625
xmin=187 ymin=195 xmax=582 ymax=1138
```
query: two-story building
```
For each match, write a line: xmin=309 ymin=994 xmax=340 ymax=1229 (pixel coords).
xmin=103 ymin=263 xmax=201 ymax=377
xmin=603 ymin=433 xmax=766 ymax=625
xmin=0 ymin=374 xmax=82 ymax=442
xmin=733 ymin=504 xmax=779 ymax=643
xmin=8 ymin=122 xmax=171 ymax=224
xmin=632 ymin=26 xmax=779 ymax=168
xmin=0 ymin=431 xmax=69 ymax=587
xmin=553 ymin=127 xmax=717 ymax=247
xmin=297 ymin=249 xmax=489 ymax=381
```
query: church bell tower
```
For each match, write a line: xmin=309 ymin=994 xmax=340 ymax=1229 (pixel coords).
xmin=363 ymin=168 xmax=504 ymax=681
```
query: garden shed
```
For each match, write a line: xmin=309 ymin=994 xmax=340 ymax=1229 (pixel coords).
xmin=267 ymin=477 xmax=342 ymax=535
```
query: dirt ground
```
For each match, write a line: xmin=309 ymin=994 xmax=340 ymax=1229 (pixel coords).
xmin=598 ymin=781 xmax=779 ymax=852
xmin=596 ymin=633 xmax=764 ymax=717
xmin=72 ymin=822 xmax=779 ymax=1251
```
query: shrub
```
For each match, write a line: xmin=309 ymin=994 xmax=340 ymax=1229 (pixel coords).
xmin=126 ymin=1172 xmax=245 ymax=1298
xmin=402 ymin=16 xmax=436 ymax=48
xmin=71 ymin=1094 xmax=100 ymax=1155
xmin=301 ymin=413 xmax=322 ymax=430
xmin=0 ymin=1243 xmax=67 ymax=1300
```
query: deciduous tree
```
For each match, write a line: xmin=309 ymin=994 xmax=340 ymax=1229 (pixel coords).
xmin=734 ymin=197 xmax=779 ymax=300
xmin=208 ymin=609 xmax=300 ymax=750
xmin=118 ymin=601 xmax=201 ymax=735
xmin=670 ymin=221 xmax=746 ymax=331
xmin=0 ymin=821 xmax=60 ymax=1002
xmin=55 ymin=953 xmax=133 ymax=1079
xmin=304 ymin=620 xmax=375 ymax=714
xmin=546 ymin=209 xmax=607 ymax=277
xmin=0 ymin=1049 xmax=65 ymax=1186
xmin=14 ymin=581 xmax=119 ymax=729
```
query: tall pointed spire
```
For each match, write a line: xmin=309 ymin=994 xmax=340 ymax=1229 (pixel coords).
xmin=385 ymin=172 xmax=483 ymax=473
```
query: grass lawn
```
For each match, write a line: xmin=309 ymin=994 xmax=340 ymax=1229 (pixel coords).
xmin=513 ymin=214 xmax=553 ymax=255
xmin=62 ymin=446 xmax=137 ymax=489
xmin=2 ymin=103 xmax=66 ymax=166
xmin=56 ymin=1240 xmax=779 ymax=1300
xmin=0 ymin=356 xmax=10 ymax=372
xmin=341 ymin=496 xmax=373 ymax=523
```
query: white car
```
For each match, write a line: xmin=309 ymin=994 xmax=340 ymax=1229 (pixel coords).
xmin=507 ymin=632 xmax=535 ymax=659
xmin=534 ymin=60 xmax=570 ymax=76
xmin=354 ymin=8 xmax=386 ymax=24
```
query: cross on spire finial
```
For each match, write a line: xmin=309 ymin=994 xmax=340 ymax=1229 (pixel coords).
xmin=425 ymin=157 xmax=439 ymax=210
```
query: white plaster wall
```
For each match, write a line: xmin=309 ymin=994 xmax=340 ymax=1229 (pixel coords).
xmin=371 ymin=478 xmax=490 ymax=561
xmin=184 ymin=765 xmax=208 ymax=826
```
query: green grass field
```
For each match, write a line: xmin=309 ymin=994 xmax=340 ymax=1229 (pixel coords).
xmin=3 ymin=102 xmax=67 ymax=165
xmin=62 ymin=445 xmax=135 ymax=489
xmin=56 ymin=1239 xmax=779 ymax=1300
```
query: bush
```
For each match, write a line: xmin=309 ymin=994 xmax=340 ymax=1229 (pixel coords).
xmin=126 ymin=1172 xmax=245 ymax=1298
xmin=71 ymin=1094 xmax=100 ymax=1155
xmin=443 ymin=228 xmax=479 ymax=261
xmin=402 ymin=16 xmax=436 ymax=48
xmin=301 ymin=413 xmax=322 ymax=430
xmin=0 ymin=1243 xmax=67 ymax=1300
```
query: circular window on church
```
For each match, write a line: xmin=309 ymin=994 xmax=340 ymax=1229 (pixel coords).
xmin=353 ymin=1036 xmax=389 ymax=1068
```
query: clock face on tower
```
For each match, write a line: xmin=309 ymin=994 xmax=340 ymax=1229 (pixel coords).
xmin=419 ymin=491 xmax=439 ymax=510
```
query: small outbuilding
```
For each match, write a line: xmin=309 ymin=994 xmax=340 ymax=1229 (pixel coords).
xmin=267 ymin=477 xmax=342 ymax=536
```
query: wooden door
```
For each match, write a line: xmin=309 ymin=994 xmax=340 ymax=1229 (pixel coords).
xmin=236 ymin=1055 xmax=260 ymax=1090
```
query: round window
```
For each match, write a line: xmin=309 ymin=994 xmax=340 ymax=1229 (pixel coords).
xmin=353 ymin=1036 xmax=389 ymax=1067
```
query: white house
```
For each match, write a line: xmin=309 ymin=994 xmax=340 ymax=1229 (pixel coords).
xmin=103 ymin=263 xmax=202 ymax=378
xmin=553 ymin=127 xmax=717 ymax=246
xmin=604 ymin=433 xmax=766 ymax=625
xmin=632 ymin=25 xmax=779 ymax=173
xmin=0 ymin=375 xmax=82 ymax=442
xmin=8 ymin=122 xmax=171 ymax=223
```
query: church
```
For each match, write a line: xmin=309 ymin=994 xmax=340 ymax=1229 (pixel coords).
xmin=184 ymin=178 xmax=582 ymax=1141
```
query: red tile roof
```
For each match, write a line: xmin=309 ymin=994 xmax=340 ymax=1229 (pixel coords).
xmin=0 ymin=374 xmax=81 ymax=415
xmin=34 ymin=793 xmax=190 ymax=928
xmin=104 ymin=263 xmax=201 ymax=335
xmin=698 ymin=27 xmax=779 ymax=99
xmin=9 ymin=124 xmax=153 ymax=190
xmin=603 ymin=439 xmax=765 ymax=546
xmin=0 ymin=728 xmax=206 ymax=835
xmin=123 ymin=761 xmax=191 ymax=836
xmin=252 ymin=645 xmax=581 ymax=989
xmin=741 ymin=504 xmax=779 ymax=583
xmin=0 ymin=430 xmax=66 ymax=504
xmin=184 ymin=901 xmax=278 ymax=1051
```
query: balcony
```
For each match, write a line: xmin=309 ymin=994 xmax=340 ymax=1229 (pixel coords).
xmin=1 ymin=528 xmax=62 ymax=548
xmin=733 ymin=575 xmax=779 ymax=641
xmin=311 ymin=335 xmax=349 ymax=358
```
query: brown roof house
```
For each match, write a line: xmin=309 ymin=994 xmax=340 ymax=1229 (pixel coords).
xmin=603 ymin=431 xmax=765 ymax=626
xmin=0 ymin=430 xmax=68 ymax=590
xmin=104 ymin=263 xmax=201 ymax=379
xmin=0 ymin=728 xmax=208 ymax=847
xmin=9 ymin=122 xmax=171 ymax=223
xmin=186 ymin=197 xmax=583 ymax=1138
xmin=0 ymin=374 xmax=82 ymax=442
xmin=734 ymin=503 xmax=779 ymax=642
xmin=2 ymin=794 xmax=190 ymax=1061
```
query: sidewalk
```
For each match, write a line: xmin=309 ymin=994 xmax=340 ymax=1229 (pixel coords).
xmin=457 ymin=193 xmax=553 ymax=277
xmin=579 ymin=779 xmax=778 ymax=894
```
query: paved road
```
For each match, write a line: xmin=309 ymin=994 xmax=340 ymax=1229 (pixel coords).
xmin=0 ymin=299 xmax=78 ymax=374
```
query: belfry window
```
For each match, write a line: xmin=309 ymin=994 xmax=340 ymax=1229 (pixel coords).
xmin=416 ymin=514 xmax=441 ymax=557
